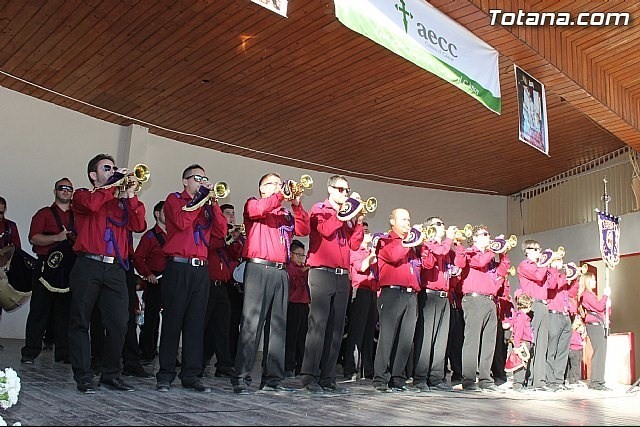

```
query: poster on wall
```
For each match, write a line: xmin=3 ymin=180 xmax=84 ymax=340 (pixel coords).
xmin=515 ymin=65 xmax=548 ymax=156
xmin=251 ymin=0 xmax=288 ymax=17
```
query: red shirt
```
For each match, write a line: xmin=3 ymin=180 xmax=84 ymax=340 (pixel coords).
xmin=307 ymin=199 xmax=363 ymax=269
xmin=454 ymin=246 xmax=507 ymax=296
xmin=376 ymin=231 xmax=421 ymax=292
xmin=570 ymin=330 xmax=585 ymax=351
xmin=511 ymin=310 xmax=533 ymax=347
xmin=496 ymin=276 xmax=513 ymax=321
xmin=517 ymin=259 xmax=550 ymax=300
xmin=28 ymin=204 xmax=74 ymax=256
xmin=207 ymin=235 xmax=236 ymax=282
xmin=350 ymin=247 xmax=378 ymax=291
xmin=132 ymin=225 xmax=167 ymax=277
xmin=580 ymin=290 xmax=608 ymax=324
xmin=163 ymin=191 xmax=227 ymax=259
xmin=420 ymin=238 xmax=454 ymax=291
xmin=72 ymin=188 xmax=146 ymax=259
xmin=242 ymin=193 xmax=310 ymax=263
xmin=287 ymin=263 xmax=310 ymax=304
xmin=547 ymin=271 xmax=572 ymax=313
xmin=0 ymin=218 xmax=21 ymax=249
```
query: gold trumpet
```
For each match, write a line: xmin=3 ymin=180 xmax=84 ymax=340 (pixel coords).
xmin=362 ymin=197 xmax=377 ymax=213
xmin=282 ymin=174 xmax=313 ymax=200
xmin=424 ymin=225 xmax=437 ymax=240
xmin=507 ymin=265 xmax=516 ymax=276
xmin=553 ymin=246 xmax=566 ymax=261
xmin=214 ymin=181 xmax=230 ymax=199
xmin=117 ymin=163 xmax=150 ymax=193
xmin=231 ymin=224 xmax=246 ymax=235
xmin=488 ymin=235 xmax=518 ymax=254
xmin=453 ymin=224 xmax=473 ymax=243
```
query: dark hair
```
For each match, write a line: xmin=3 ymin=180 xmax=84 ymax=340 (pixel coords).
xmin=153 ymin=201 xmax=165 ymax=214
xmin=87 ymin=154 xmax=115 ymax=185
xmin=54 ymin=177 xmax=72 ymax=189
xmin=424 ymin=216 xmax=442 ymax=226
xmin=220 ymin=204 xmax=234 ymax=212
xmin=182 ymin=164 xmax=205 ymax=179
xmin=0 ymin=196 xmax=5 ymax=206
xmin=290 ymin=239 xmax=305 ymax=252
xmin=522 ymin=239 xmax=539 ymax=253
xmin=259 ymin=173 xmax=281 ymax=187
xmin=363 ymin=221 xmax=369 ymax=227
xmin=327 ymin=175 xmax=348 ymax=188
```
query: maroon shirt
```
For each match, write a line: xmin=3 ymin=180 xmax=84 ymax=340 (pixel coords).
xmin=376 ymin=231 xmax=421 ymax=292
xmin=0 ymin=218 xmax=21 ymax=249
xmin=350 ymin=247 xmax=378 ymax=291
xmin=580 ymin=290 xmax=608 ymax=324
xmin=242 ymin=192 xmax=310 ymax=263
xmin=570 ymin=329 xmax=585 ymax=351
xmin=163 ymin=190 xmax=227 ymax=260
xmin=28 ymin=204 xmax=74 ymax=256
xmin=517 ymin=259 xmax=550 ymax=300
xmin=547 ymin=271 xmax=572 ymax=313
xmin=454 ymin=246 xmax=507 ymax=296
xmin=72 ymin=188 xmax=146 ymax=259
xmin=207 ymin=235 xmax=235 ymax=282
xmin=420 ymin=238 xmax=454 ymax=291
xmin=307 ymin=199 xmax=363 ymax=269
xmin=132 ymin=225 xmax=167 ymax=277
xmin=511 ymin=310 xmax=533 ymax=347
xmin=287 ymin=263 xmax=310 ymax=304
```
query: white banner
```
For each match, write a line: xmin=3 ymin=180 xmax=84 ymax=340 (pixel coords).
xmin=251 ymin=0 xmax=288 ymax=18
xmin=334 ymin=0 xmax=501 ymax=114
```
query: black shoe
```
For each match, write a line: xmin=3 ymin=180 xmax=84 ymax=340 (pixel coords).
xmin=431 ymin=383 xmax=453 ymax=392
xmin=322 ymin=383 xmax=348 ymax=394
xmin=391 ymin=385 xmax=409 ymax=392
xmin=589 ymin=384 xmax=612 ymax=391
xmin=462 ymin=384 xmax=481 ymax=392
xmin=374 ymin=385 xmax=393 ymax=393
xmin=140 ymin=358 xmax=154 ymax=367
xmin=183 ymin=380 xmax=211 ymax=393
xmin=260 ymin=384 xmax=296 ymax=393
xmin=21 ymin=357 xmax=34 ymax=364
xmin=214 ymin=367 xmax=235 ymax=378
xmin=414 ymin=383 xmax=431 ymax=392
xmin=157 ymin=383 xmax=170 ymax=392
xmin=99 ymin=377 xmax=135 ymax=392
xmin=480 ymin=384 xmax=503 ymax=393
xmin=233 ymin=384 xmax=251 ymax=395
xmin=122 ymin=366 xmax=154 ymax=379
xmin=77 ymin=379 xmax=96 ymax=394
xmin=303 ymin=383 xmax=325 ymax=394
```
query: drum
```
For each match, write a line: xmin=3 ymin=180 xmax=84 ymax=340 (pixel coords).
xmin=0 ymin=246 xmax=34 ymax=311
xmin=39 ymin=240 xmax=76 ymax=293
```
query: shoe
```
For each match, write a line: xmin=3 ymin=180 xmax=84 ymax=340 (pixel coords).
xmin=391 ymin=385 xmax=409 ymax=392
xmin=183 ymin=380 xmax=211 ymax=393
xmin=431 ymin=383 xmax=453 ymax=392
xmin=285 ymin=370 xmax=296 ymax=379
xmin=374 ymin=385 xmax=393 ymax=393
xmin=414 ymin=383 xmax=431 ymax=392
xmin=21 ymin=357 xmax=34 ymax=364
xmin=122 ymin=367 xmax=154 ymax=379
xmin=462 ymin=384 xmax=481 ymax=392
xmin=343 ymin=373 xmax=357 ymax=382
xmin=589 ymin=384 xmax=612 ymax=391
xmin=260 ymin=384 xmax=296 ymax=393
xmin=156 ymin=382 xmax=170 ymax=392
xmin=214 ymin=367 xmax=235 ymax=378
xmin=233 ymin=384 xmax=251 ymax=395
xmin=303 ymin=383 xmax=325 ymax=394
xmin=197 ymin=371 xmax=208 ymax=379
xmin=532 ymin=385 xmax=555 ymax=392
xmin=480 ymin=384 xmax=502 ymax=392
xmin=322 ymin=383 xmax=348 ymax=394
xmin=99 ymin=377 xmax=135 ymax=392
xmin=77 ymin=379 xmax=96 ymax=394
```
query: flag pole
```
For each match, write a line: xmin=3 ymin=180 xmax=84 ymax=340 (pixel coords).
xmin=601 ymin=177 xmax=611 ymax=337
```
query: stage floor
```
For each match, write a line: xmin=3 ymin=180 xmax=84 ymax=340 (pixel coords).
xmin=0 ymin=338 xmax=639 ymax=426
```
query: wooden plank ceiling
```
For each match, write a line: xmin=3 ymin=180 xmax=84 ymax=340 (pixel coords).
xmin=0 ymin=0 xmax=638 ymax=195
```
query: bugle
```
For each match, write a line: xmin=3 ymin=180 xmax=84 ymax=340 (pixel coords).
xmin=282 ymin=174 xmax=313 ymax=200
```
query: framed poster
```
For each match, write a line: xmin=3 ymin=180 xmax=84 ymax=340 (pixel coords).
xmin=515 ymin=65 xmax=548 ymax=156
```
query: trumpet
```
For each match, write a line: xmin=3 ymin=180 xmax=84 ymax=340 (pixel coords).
xmin=361 ymin=197 xmax=377 ymax=213
xmin=228 ymin=223 xmax=246 ymax=235
xmin=488 ymin=235 xmax=518 ymax=254
xmin=282 ymin=174 xmax=313 ymax=200
xmin=453 ymin=224 xmax=473 ymax=243
xmin=214 ymin=181 xmax=230 ymax=199
xmin=538 ymin=246 xmax=565 ymax=267
xmin=182 ymin=180 xmax=230 ymax=212
xmin=423 ymin=225 xmax=437 ymax=240
xmin=506 ymin=265 xmax=516 ymax=276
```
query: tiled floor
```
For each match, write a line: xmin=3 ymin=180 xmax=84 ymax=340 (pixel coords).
xmin=0 ymin=338 xmax=639 ymax=425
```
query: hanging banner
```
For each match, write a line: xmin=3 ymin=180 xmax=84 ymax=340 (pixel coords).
xmin=596 ymin=209 xmax=620 ymax=270
xmin=251 ymin=0 xmax=288 ymax=18
xmin=334 ymin=0 xmax=501 ymax=114
xmin=515 ymin=65 xmax=549 ymax=156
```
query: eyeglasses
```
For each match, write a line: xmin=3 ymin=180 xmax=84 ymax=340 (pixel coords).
xmin=432 ymin=221 xmax=444 ymax=227
xmin=101 ymin=164 xmax=117 ymax=172
xmin=331 ymin=186 xmax=350 ymax=194
xmin=261 ymin=181 xmax=282 ymax=187
xmin=186 ymin=175 xmax=209 ymax=183
xmin=56 ymin=185 xmax=74 ymax=192
xmin=476 ymin=231 xmax=489 ymax=237
xmin=527 ymin=247 xmax=541 ymax=251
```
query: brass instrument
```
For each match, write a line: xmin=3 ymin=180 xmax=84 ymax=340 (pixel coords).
xmin=282 ymin=174 xmax=313 ymax=200
xmin=423 ymin=225 xmax=437 ymax=240
xmin=453 ymin=224 xmax=473 ymax=243
xmin=362 ymin=197 xmax=377 ymax=213
xmin=552 ymin=246 xmax=565 ymax=261
xmin=488 ymin=234 xmax=518 ymax=254
xmin=506 ymin=265 xmax=516 ymax=276
xmin=230 ymin=224 xmax=245 ymax=235
xmin=538 ymin=246 xmax=565 ymax=268
xmin=214 ymin=181 xmax=230 ymax=199
xmin=182 ymin=181 xmax=230 ymax=212
xmin=129 ymin=163 xmax=150 ymax=192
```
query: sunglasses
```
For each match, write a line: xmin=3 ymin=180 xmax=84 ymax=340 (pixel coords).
xmin=261 ymin=181 xmax=282 ymax=187
xmin=331 ymin=186 xmax=350 ymax=194
xmin=527 ymin=247 xmax=541 ymax=251
xmin=476 ymin=231 xmax=489 ymax=237
xmin=432 ymin=221 xmax=444 ymax=227
xmin=101 ymin=165 xmax=118 ymax=172
xmin=56 ymin=185 xmax=74 ymax=192
xmin=186 ymin=174 xmax=209 ymax=183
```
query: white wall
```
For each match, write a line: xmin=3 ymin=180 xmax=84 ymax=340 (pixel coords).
xmin=0 ymin=86 xmax=508 ymax=338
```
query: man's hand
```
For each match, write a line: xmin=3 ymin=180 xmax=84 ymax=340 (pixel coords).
xmin=146 ymin=274 xmax=158 ymax=284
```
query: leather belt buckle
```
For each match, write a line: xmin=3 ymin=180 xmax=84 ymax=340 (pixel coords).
xmin=335 ymin=267 xmax=347 ymax=275
xmin=439 ymin=290 xmax=448 ymax=298
xmin=191 ymin=258 xmax=204 ymax=267
xmin=274 ymin=262 xmax=284 ymax=269
xmin=212 ymin=279 xmax=224 ymax=286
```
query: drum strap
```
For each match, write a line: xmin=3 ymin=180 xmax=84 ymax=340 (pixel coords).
xmin=151 ymin=227 xmax=166 ymax=247
xmin=50 ymin=207 xmax=75 ymax=234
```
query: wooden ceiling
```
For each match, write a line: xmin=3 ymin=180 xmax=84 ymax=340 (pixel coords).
xmin=1 ymin=0 xmax=638 ymax=195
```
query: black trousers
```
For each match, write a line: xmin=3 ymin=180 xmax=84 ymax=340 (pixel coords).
xmin=491 ymin=322 xmax=508 ymax=384
xmin=566 ymin=348 xmax=582 ymax=384
xmin=373 ymin=288 xmax=417 ymax=388
xmin=586 ymin=323 xmax=607 ymax=386
xmin=156 ymin=260 xmax=210 ymax=385
xmin=461 ymin=295 xmax=497 ymax=388
xmin=22 ymin=271 xmax=71 ymax=362
xmin=227 ymin=281 xmax=244 ymax=363
xmin=300 ymin=269 xmax=350 ymax=387
xmin=122 ymin=269 xmax=143 ymax=370
xmin=343 ymin=287 xmax=377 ymax=379
xmin=414 ymin=291 xmax=450 ymax=386
xmin=546 ymin=312 xmax=572 ymax=386
xmin=530 ymin=301 xmax=550 ymax=387
xmin=203 ymin=281 xmax=233 ymax=370
xmin=138 ymin=275 xmax=162 ymax=360
xmin=446 ymin=305 xmax=464 ymax=383
xmin=285 ymin=302 xmax=309 ymax=374
xmin=68 ymin=257 xmax=128 ymax=383
xmin=231 ymin=262 xmax=288 ymax=388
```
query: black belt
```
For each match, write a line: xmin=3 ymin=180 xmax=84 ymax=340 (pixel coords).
xmin=80 ymin=252 xmax=116 ymax=264
xmin=549 ymin=309 xmax=569 ymax=316
xmin=534 ymin=299 xmax=548 ymax=305
xmin=313 ymin=266 xmax=349 ymax=276
xmin=587 ymin=322 xmax=602 ymax=326
xmin=211 ymin=279 xmax=227 ymax=286
xmin=246 ymin=258 xmax=285 ymax=270
xmin=464 ymin=292 xmax=495 ymax=301
xmin=385 ymin=285 xmax=415 ymax=293
xmin=169 ymin=256 xmax=208 ymax=267
xmin=425 ymin=288 xmax=448 ymax=298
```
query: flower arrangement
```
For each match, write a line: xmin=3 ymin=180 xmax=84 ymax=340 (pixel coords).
xmin=0 ymin=368 xmax=21 ymax=427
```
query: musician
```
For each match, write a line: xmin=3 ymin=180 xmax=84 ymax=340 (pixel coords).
xmin=516 ymin=239 xmax=551 ymax=390
xmin=231 ymin=173 xmax=310 ymax=394
xmin=491 ymin=262 xmax=514 ymax=386
xmin=372 ymin=208 xmax=420 ymax=393
xmin=413 ymin=217 xmax=457 ymax=392
xmin=0 ymin=197 xmax=21 ymax=249
xmin=454 ymin=225 xmax=509 ymax=392
xmin=68 ymin=154 xmax=146 ymax=394
xmin=132 ymin=201 xmax=167 ymax=364
xmin=300 ymin=175 xmax=364 ymax=394
xmin=578 ymin=271 xmax=611 ymax=391
xmin=284 ymin=239 xmax=310 ymax=378
xmin=20 ymin=178 xmax=75 ymax=364
xmin=343 ymin=230 xmax=378 ymax=381
xmin=156 ymin=164 xmax=227 ymax=393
